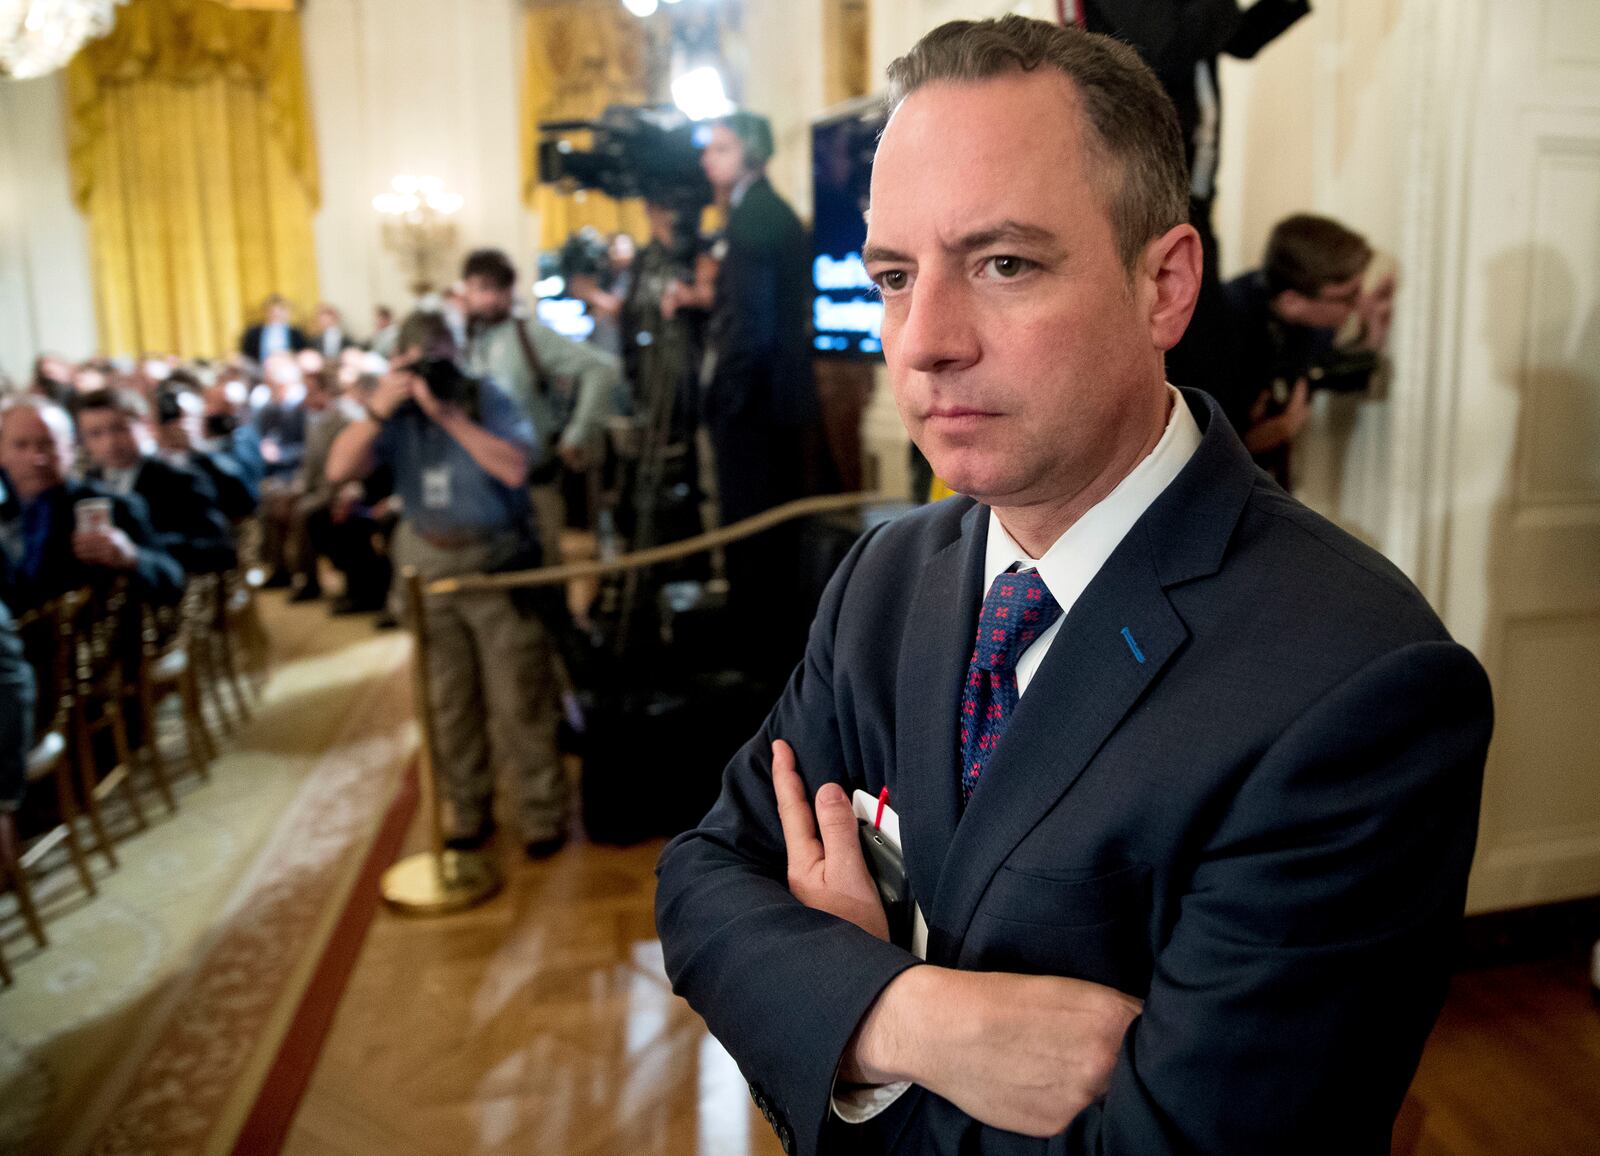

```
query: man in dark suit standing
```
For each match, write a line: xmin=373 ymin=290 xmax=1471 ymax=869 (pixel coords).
xmin=239 ymin=294 xmax=310 ymax=366
xmin=76 ymin=388 xmax=237 ymax=575
xmin=697 ymin=110 xmax=817 ymax=526
xmin=0 ymin=398 xmax=184 ymax=613
xmin=654 ymin=16 xmax=1491 ymax=1156
xmin=695 ymin=111 xmax=820 ymax=664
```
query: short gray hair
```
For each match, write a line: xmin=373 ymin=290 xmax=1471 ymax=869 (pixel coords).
xmin=0 ymin=393 xmax=75 ymax=443
xmin=885 ymin=14 xmax=1188 ymax=272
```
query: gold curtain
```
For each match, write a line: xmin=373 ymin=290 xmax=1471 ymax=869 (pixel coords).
xmin=520 ymin=1 xmax=651 ymax=250
xmin=66 ymin=0 xmax=319 ymax=358
xmin=824 ymin=0 xmax=870 ymax=106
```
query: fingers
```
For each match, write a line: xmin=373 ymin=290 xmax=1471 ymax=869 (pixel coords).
xmin=771 ymin=740 xmax=822 ymax=877
xmin=814 ymin=780 xmax=868 ymax=880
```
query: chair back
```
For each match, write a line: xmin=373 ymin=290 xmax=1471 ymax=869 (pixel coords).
xmin=13 ymin=589 xmax=89 ymax=740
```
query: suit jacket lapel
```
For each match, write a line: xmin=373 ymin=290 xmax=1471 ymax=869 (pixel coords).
xmin=894 ymin=501 xmax=988 ymax=925
xmin=930 ymin=523 xmax=1189 ymax=955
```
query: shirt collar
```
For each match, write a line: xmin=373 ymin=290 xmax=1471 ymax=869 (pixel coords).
xmin=983 ymin=385 xmax=1202 ymax=614
xmin=730 ymin=172 xmax=759 ymax=209
xmin=103 ymin=462 xmax=142 ymax=495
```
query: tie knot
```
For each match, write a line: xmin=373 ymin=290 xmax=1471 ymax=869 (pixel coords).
xmin=974 ymin=570 xmax=1062 ymax=673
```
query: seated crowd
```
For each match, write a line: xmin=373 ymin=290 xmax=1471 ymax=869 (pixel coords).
xmin=0 ymin=306 xmax=404 ymax=929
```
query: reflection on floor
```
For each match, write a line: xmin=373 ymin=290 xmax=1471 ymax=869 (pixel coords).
xmin=291 ymin=826 xmax=1600 ymax=1156
xmin=284 ymin=829 xmax=784 ymax=1156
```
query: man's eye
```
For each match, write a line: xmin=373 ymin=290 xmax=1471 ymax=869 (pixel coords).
xmin=876 ymin=270 xmax=909 ymax=292
xmin=984 ymin=256 xmax=1030 ymax=279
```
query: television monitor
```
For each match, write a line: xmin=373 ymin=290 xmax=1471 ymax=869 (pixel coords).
xmin=811 ymin=98 xmax=887 ymax=360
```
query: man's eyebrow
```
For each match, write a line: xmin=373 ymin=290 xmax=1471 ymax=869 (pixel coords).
xmin=948 ymin=220 xmax=1059 ymax=252
xmin=861 ymin=242 xmax=911 ymax=265
xmin=861 ymin=220 xmax=1061 ymax=266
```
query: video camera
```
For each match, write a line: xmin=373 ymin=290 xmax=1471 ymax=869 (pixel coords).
xmin=558 ymin=228 xmax=612 ymax=283
xmin=537 ymin=105 xmax=711 ymax=255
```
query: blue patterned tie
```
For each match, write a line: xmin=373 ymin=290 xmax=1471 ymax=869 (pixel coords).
xmin=959 ymin=569 xmax=1063 ymax=804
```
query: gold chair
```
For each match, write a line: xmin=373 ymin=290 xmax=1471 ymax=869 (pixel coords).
xmin=70 ymin=582 xmax=150 ymax=859
xmin=128 ymin=593 xmax=214 ymax=794
xmin=2 ymin=591 xmax=103 ymax=986
xmin=14 ymin=590 xmax=99 ymax=892
xmin=184 ymin=574 xmax=241 ymax=738
xmin=222 ymin=568 xmax=270 ymax=705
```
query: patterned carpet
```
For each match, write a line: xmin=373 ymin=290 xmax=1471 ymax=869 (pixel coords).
xmin=0 ymin=593 xmax=418 ymax=1156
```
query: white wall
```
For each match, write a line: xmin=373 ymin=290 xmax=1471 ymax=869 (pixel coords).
xmin=0 ymin=72 xmax=97 ymax=376
xmin=301 ymin=0 xmax=534 ymax=334
xmin=1214 ymin=0 xmax=1411 ymax=550
xmin=0 ymin=0 xmax=534 ymax=370
xmin=740 ymin=0 xmax=827 ymax=219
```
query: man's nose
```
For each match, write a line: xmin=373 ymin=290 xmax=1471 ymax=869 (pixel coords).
xmin=893 ymin=270 xmax=980 ymax=376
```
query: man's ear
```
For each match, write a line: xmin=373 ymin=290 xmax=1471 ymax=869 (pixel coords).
xmin=1144 ymin=224 xmax=1203 ymax=352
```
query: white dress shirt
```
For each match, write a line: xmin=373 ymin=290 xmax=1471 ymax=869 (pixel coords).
xmin=100 ymin=462 xmax=143 ymax=497
xmin=983 ymin=386 xmax=1202 ymax=696
xmin=832 ymin=386 xmax=1201 ymax=1125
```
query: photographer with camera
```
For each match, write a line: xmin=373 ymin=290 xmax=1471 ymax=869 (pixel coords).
xmin=1222 ymin=213 xmax=1394 ymax=487
xmin=460 ymin=249 xmax=621 ymax=558
xmin=325 ymin=310 xmax=569 ymax=858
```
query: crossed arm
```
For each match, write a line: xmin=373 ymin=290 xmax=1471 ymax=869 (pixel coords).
xmin=658 ymin=542 xmax=1491 ymax=1156
xmin=771 ymin=738 xmax=1142 ymax=1138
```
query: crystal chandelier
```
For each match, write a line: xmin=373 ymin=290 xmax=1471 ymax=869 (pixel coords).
xmin=0 ymin=0 xmax=127 ymax=81
xmin=373 ymin=175 xmax=464 ymax=297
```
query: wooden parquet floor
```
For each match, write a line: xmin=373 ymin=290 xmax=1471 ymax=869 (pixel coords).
xmin=282 ymin=819 xmax=785 ymax=1156
xmin=1400 ymin=954 xmax=1600 ymax=1156
xmin=287 ymin=799 xmax=1600 ymax=1156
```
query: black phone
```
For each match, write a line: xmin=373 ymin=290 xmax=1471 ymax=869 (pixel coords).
xmin=858 ymin=818 xmax=915 ymax=948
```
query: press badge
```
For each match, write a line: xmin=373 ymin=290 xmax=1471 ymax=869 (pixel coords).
xmin=422 ymin=466 xmax=452 ymax=509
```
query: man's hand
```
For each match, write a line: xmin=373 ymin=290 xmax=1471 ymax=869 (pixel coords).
xmin=366 ymin=369 xmax=414 ymax=421
xmin=1356 ymin=271 xmax=1396 ymax=352
xmin=408 ymin=376 xmax=457 ymax=427
xmin=771 ymin=739 xmax=890 ymax=942
xmin=72 ymin=527 xmax=138 ymax=571
xmin=1244 ymin=378 xmax=1311 ymax=454
xmin=845 ymin=966 xmax=1144 ymax=1137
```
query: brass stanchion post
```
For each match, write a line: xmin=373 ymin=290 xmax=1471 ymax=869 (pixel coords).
xmin=380 ymin=567 xmax=501 ymax=914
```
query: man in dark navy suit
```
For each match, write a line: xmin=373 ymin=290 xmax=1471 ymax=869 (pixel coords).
xmin=239 ymin=294 xmax=310 ymax=365
xmin=654 ymin=16 xmax=1491 ymax=1156
xmin=695 ymin=110 xmax=820 ymax=665
xmin=696 ymin=110 xmax=817 ymax=525
xmin=0 ymin=398 xmax=184 ymax=613
xmin=76 ymin=388 xmax=237 ymax=575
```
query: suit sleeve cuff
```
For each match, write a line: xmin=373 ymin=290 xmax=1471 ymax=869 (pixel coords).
xmin=830 ymin=1077 xmax=912 ymax=1124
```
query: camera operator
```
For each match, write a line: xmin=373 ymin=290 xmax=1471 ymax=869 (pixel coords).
xmin=1222 ymin=213 xmax=1394 ymax=487
xmin=671 ymin=111 xmax=817 ymax=667
xmin=686 ymin=111 xmax=815 ymax=528
xmin=461 ymin=248 xmax=621 ymax=557
xmin=324 ymin=310 xmax=569 ymax=858
xmin=563 ymin=228 xmax=635 ymax=362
